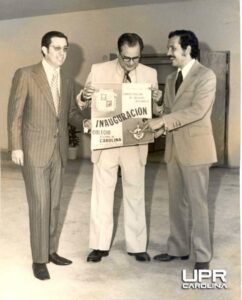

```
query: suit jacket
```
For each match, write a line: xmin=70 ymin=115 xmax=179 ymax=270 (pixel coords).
xmin=163 ymin=60 xmax=217 ymax=166
xmin=85 ymin=59 xmax=158 ymax=164
xmin=8 ymin=62 xmax=83 ymax=167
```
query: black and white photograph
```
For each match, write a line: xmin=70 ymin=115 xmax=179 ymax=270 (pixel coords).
xmin=0 ymin=1 xmax=240 ymax=299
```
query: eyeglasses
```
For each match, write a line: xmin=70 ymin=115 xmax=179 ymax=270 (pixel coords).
xmin=120 ymin=55 xmax=140 ymax=63
xmin=50 ymin=45 xmax=69 ymax=53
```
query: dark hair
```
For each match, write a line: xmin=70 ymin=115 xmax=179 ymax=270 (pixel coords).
xmin=117 ymin=33 xmax=144 ymax=53
xmin=168 ymin=30 xmax=199 ymax=59
xmin=41 ymin=31 xmax=68 ymax=56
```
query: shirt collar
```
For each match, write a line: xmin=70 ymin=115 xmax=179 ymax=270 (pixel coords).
xmin=42 ymin=59 xmax=60 ymax=78
xmin=178 ymin=59 xmax=196 ymax=80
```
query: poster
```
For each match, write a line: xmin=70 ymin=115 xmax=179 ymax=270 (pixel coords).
xmin=91 ymin=82 xmax=154 ymax=150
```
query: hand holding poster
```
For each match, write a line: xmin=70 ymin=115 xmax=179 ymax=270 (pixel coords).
xmin=91 ymin=83 xmax=154 ymax=150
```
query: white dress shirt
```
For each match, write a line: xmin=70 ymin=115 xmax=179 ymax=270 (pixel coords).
xmin=42 ymin=59 xmax=60 ymax=92
xmin=177 ymin=58 xmax=196 ymax=80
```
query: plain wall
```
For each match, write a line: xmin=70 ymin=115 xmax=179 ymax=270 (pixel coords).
xmin=0 ymin=0 xmax=240 ymax=166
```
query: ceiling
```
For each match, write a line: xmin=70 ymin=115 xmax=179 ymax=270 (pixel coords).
xmin=1 ymin=0 xmax=188 ymax=21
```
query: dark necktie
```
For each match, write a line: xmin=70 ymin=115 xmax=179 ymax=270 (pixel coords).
xmin=123 ymin=71 xmax=132 ymax=83
xmin=175 ymin=70 xmax=183 ymax=94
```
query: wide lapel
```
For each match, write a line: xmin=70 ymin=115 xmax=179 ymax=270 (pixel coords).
xmin=32 ymin=63 xmax=56 ymax=115
xmin=116 ymin=59 xmax=126 ymax=83
xmin=135 ymin=63 xmax=147 ymax=83
xmin=174 ymin=60 xmax=200 ymax=101
xmin=59 ymin=70 xmax=68 ymax=117
xmin=135 ymin=64 xmax=141 ymax=83
xmin=167 ymin=72 xmax=177 ymax=106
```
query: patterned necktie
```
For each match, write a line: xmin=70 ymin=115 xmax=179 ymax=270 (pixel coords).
xmin=175 ymin=70 xmax=183 ymax=94
xmin=123 ymin=71 xmax=132 ymax=83
xmin=51 ymin=70 xmax=60 ymax=114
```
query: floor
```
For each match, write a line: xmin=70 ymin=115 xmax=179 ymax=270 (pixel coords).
xmin=0 ymin=156 xmax=240 ymax=300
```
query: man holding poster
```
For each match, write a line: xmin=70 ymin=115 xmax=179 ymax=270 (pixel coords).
xmin=144 ymin=30 xmax=217 ymax=270
xmin=77 ymin=33 xmax=161 ymax=262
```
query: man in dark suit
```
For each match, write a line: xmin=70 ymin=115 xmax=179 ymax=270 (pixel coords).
xmin=8 ymin=31 xmax=84 ymax=280
xmin=145 ymin=30 xmax=217 ymax=270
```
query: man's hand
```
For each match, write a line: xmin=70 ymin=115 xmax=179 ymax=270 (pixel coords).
xmin=76 ymin=84 xmax=95 ymax=110
xmin=154 ymin=128 xmax=166 ymax=138
xmin=76 ymin=92 xmax=89 ymax=110
xmin=144 ymin=117 xmax=165 ymax=132
xmin=151 ymin=87 xmax=162 ymax=103
xmin=153 ymin=103 xmax=164 ymax=116
xmin=83 ymin=119 xmax=92 ymax=133
xmin=151 ymin=87 xmax=163 ymax=116
xmin=82 ymin=83 xmax=95 ymax=101
xmin=76 ymin=95 xmax=89 ymax=110
xmin=11 ymin=150 xmax=24 ymax=166
xmin=143 ymin=117 xmax=166 ymax=139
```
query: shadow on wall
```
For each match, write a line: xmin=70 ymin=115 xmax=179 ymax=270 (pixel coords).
xmin=62 ymin=42 xmax=91 ymax=158
xmin=143 ymin=44 xmax=159 ymax=55
xmin=199 ymin=42 xmax=212 ymax=52
xmin=199 ymin=42 xmax=212 ymax=62
xmin=56 ymin=44 xmax=89 ymax=241
xmin=62 ymin=42 xmax=85 ymax=92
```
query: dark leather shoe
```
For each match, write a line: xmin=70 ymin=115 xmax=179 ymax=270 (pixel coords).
xmin=153 ymin=253 xmax=189 ymax=262
xmin=194 ymin=262 xmax=209 ymax=270
xmin=49 ymin=253 xmax=72 ymax=265
xmin=87 ymin=250 xmax=109 ymax=262
xmin=128 ymin=252 xmax=151 ymax=262
xmin=32 ymin=263 xmax=50 ymax=280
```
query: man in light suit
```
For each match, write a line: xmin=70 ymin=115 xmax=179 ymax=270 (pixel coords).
xmin=145 ymin=30 xmax=217 ymax=270
xmin=8 ymin=31 xmax=84 ymax=280
xmin=77 ymin=33 xmax=161 ymax=262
